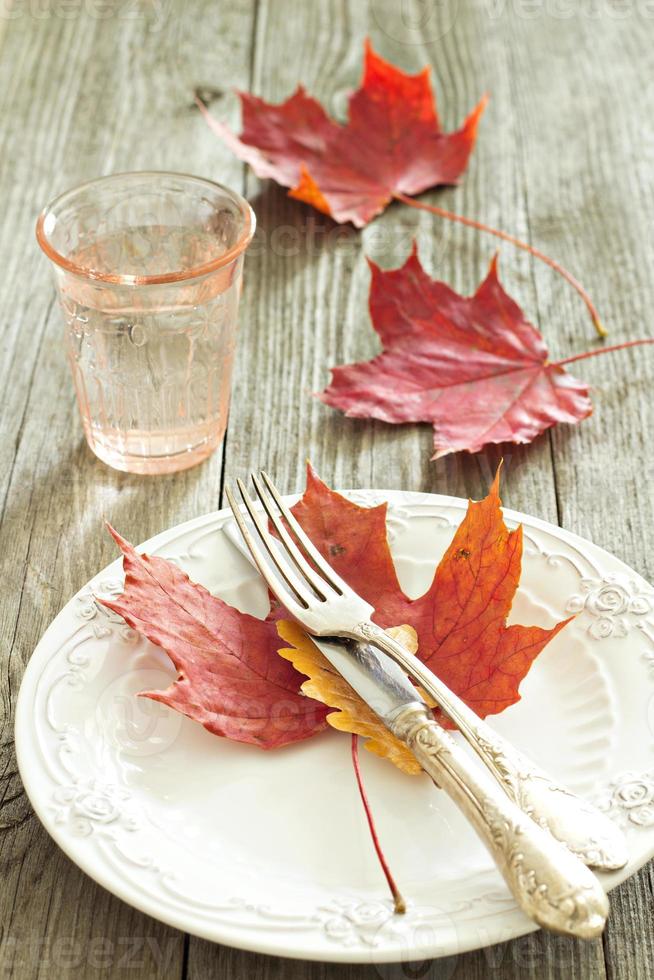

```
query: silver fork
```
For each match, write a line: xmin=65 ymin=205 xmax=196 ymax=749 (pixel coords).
xmin=226 ymin=473 xmax=621 ymax=937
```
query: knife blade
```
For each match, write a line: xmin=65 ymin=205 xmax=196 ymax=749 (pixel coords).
xmin=224 ymin=516 xmax=428 ymax=722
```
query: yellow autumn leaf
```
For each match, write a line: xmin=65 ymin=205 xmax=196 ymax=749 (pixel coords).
xmin=277 ymin=619 xmax=423 ymax=776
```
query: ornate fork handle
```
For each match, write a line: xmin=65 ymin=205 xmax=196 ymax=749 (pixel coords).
xmin=356 ymin=621 xmax=628 ymax=872
xmin=390 ymin=702 xmax=608 ymax=937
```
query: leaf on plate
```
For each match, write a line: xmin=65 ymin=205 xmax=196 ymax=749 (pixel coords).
xmin=199 ymin=38 xmax=486 ymax=227
xmin=319 ymin=245 xmax=593 ymax=457
xmin=98 ymin=526 xmax=328 ymax=750
xmin=288 ymin=463 xmax=572 ymax=720
xmin=277 ymin=620 xmax=422 ymax=775
xmin=102 ymin=464 xmax=569 ymax=754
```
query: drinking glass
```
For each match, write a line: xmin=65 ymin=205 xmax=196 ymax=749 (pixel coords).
xmin=36 ymin=172 xmax=255 ymax=474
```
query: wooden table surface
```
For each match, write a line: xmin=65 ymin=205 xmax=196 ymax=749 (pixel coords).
xmin=2 ymin=1 xmax=654 ymax=977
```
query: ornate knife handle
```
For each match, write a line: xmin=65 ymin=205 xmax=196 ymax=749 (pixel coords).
xmin=390 ymin=702 xmax=608 ymax=938
xmin=355 ymin=621 xmax=628 ymax=872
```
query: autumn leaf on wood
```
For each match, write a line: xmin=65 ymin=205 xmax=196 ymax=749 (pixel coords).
xmin=289 ymin=464 xmax=570 ymax=721
xmin=319 ymin=245 xmax=594 ymax=458
xmin=199 ymin=38 xmax=486 ymax=227
xmin=277 ymin=620 xmax=423 ymax=775
xmin=198 ymin=39 xmax=613 ymax=335
xmin=99 ymin=526 xmax=328 ymax=749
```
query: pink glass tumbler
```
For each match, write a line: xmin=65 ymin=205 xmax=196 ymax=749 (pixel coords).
xmin=36 ymin=172 xmax=255 ymax=474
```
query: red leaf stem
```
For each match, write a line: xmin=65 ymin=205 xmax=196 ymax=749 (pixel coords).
xmin=393 ymin=191 xmax=607 ymax=339
xmin=350 ymin=734 xmax=406 ymax=914
xmin=552 ymin=337 xmax=654 ymax=367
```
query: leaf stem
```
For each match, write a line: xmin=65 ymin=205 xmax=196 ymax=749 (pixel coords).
xmin=552 ymin=337 xmax=654 ymax=367
xmin=393 ymin=191 xmax=607 ymax=339
xmin=350 ymin=735 xmax=406 ymax=914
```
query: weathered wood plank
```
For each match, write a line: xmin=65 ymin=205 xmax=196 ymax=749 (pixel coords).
xmin=0 ymin=1 xmax=255 ymax=977
xmin=496 ymin=6 xmax=654 ymax=979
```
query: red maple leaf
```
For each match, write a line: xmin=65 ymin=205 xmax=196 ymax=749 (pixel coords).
xmin=319 ymin=245 xmax=593 ymax=457
xmin=100 ymin=527 xmax=328 ymax=749
xmin=200 ymin=39 xmax=486 ymax=227
xmin=101 ymin=467 xmax=570 ymax=745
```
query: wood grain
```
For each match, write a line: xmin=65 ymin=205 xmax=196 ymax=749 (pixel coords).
xmin=0 ymin=1 xmax=253 ymax=977
xmin=1 ymin=0 xmax=651 ymax=977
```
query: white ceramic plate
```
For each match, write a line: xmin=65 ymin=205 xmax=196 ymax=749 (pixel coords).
xmin=15 ymin=490 xmax=654 ymax=963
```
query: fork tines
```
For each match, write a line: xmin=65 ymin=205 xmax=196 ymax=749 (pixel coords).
xmin=225 ymin=472 xmax=345 ymax=615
